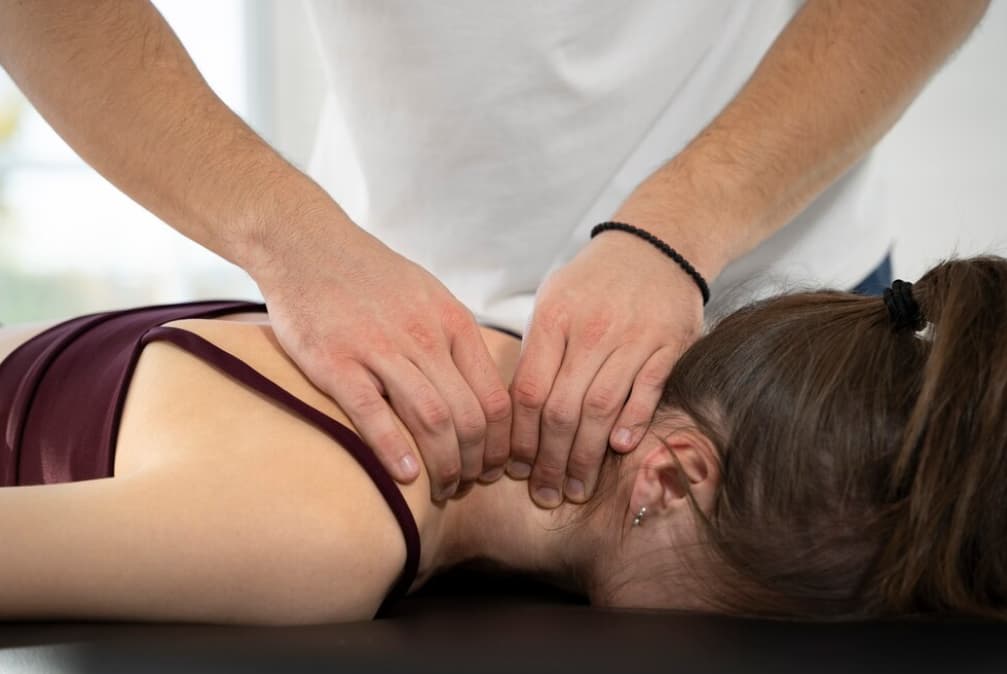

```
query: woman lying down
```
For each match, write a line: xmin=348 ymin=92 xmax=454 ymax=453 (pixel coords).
xmin=1 ymin=256 xmax=1004 ymax=624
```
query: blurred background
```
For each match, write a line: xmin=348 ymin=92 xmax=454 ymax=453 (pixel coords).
xmin=0 ymin=1 xmax=1004 ymax=323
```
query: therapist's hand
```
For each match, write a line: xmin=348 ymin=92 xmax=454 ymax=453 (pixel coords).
xmin=254 ymin=222 xmax=512 ymax=501
xmin=509 ymin=230 xmax=704 ymax=508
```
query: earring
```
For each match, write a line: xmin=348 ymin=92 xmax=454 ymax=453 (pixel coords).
xmin=632 ymin=506 xmax=647 ymax=527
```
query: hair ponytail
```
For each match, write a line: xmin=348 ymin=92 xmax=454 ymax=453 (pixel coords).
xmin=874 ymin=257 xmax=1007 ymax=617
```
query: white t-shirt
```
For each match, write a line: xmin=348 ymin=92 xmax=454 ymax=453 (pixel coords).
xmin=306 ymin=1 xmax=892 ymax=333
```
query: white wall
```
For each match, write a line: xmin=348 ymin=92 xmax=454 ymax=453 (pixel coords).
xmin=876 ymin=1 xmax=1007 ymax=279
xmin=246 ymin=0 xmax=327 ymax=169
xmin=0 ymin=1 xmax=259 ymax=323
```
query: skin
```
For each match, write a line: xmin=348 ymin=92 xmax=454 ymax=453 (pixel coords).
xmin=0 ymin=315 xmax=719 ymax=624
xmin=0 ymin=0 xmax=990 ymax=511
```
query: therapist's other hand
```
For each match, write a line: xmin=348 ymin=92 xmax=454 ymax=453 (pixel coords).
xmin=509 ymin=231 xmax=704 ymax=508
xmin=254 ymin=223 xmax=512 ymax=501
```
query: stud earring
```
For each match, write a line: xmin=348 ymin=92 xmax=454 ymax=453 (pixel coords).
xmin=632 ymin=506 xmax=647 ymax=527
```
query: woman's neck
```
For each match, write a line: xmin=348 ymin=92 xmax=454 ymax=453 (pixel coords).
xmin=410 ymin=327 xmax=609 ymax=593
xmin=418 ymin=475 xmax=604 ymax=594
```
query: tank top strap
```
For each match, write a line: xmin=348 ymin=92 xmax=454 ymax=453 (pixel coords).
xmin=140 ymin=325 xmax=421 ymax=607
xmin=3 ymin=300 xmax=268 ymax=485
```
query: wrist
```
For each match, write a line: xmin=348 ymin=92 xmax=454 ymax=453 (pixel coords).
xmin=611 ymin=141 xmax=768 ymax=283
xmin=608 ymin=197 xmax=732 ymax=285
xmin=230 ymin=178 xmax=360 ymax=287
xmin=591 ymin=222 xmax=710 ymax=305
xmin=584 ymin=229 xmax=708 ymax=311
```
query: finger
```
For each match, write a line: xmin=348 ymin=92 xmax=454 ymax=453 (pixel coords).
xmin=566 ymin=345 xmax=652 ymax=502
xmin=509 ymin=321 xmax=565 ymax=480
xmin=370 ymin=354 xmax=461 ymax=501
xmin=417 ymin=349 xmax=488 ymax=487
xmin=609 ymin=345 xmax=679 ymax=452
xmin=320 ymin=358 xmax=421 ymax=484
xmin=450 ymin=326 xmax=512 ymax=482
xmin=531 ymin=341 xmax=611 ymax=508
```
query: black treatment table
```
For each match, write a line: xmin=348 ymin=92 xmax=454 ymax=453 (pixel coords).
xmin=2 ymin=569 xmax=1005 ymax=673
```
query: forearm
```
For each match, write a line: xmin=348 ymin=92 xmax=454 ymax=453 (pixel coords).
xmin=614 ymin=0 xmax=991 ymax=281
xmin=0 ymin=0 xmax=351 ymax=276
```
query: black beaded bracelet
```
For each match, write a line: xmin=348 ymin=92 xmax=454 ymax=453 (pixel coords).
xmin=590 ymin=221 xmax=711 ymax=305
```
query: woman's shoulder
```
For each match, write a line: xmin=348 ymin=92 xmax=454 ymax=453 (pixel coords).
xmin=114 ymin=315 xmax=434 ymax=619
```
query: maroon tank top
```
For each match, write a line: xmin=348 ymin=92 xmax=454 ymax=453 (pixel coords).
xmin=0 ymin=300 xmax=420 ymax=608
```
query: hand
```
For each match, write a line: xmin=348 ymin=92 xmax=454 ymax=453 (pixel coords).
xmin=509 ymin=231 xmax=704 ymax=508
xmin=253 ymin=221 xmax=512 ymax=501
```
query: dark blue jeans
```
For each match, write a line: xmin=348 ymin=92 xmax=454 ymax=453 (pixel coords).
xmin=851 ymin=253 xmax=893 ymax=296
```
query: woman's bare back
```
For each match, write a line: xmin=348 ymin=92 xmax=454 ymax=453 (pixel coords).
xmin=0 ymin=310 xmax=518 ymax=623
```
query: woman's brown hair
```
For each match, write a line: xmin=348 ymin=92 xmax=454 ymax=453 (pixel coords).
xmin=659 ymin=255 xmax=1007 ymax=620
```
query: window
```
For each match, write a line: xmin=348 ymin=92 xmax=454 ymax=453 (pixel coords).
xmin=0 ymin=0 xmax=260 ymax=323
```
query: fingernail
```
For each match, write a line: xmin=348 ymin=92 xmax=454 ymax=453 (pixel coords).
xmin=399 ymin=454 xmax=419 ymax=478
xmin=507 ymin=460 xmax=532 ymax=479
xmin=565 ymin=478 xmax=585 ymax=501
xmin=437 ymin=481 xmax=459 ymax=501
xmin=612 ymin=427 xmax=633 ymax=449
xmin=480 ymin=466 xmax=505 ymax=482
xmin=534 ymin=486 xmax=562 ymax=508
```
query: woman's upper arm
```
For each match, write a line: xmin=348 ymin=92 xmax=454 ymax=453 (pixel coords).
xmin=0 ymin=462 xmax=406 ymax=624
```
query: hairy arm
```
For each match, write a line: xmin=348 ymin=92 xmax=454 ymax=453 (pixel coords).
xmin=614 ymin=0 xmax=993 ymax=279
xmin=0 ymin=0 xmax=345 ymax=269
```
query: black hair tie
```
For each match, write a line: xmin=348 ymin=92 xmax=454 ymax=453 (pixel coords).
xmin=883 ymin=279 xmax=925 ymax=331
xmin=590 ymin=221 xmax=711 ymax=305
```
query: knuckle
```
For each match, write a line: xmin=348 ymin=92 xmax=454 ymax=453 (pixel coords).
xmin=404 ymin=317 xmax=439 ymax=354
xmin=584 ymin=384 xmax=621 ymax=418
xmin=543 ymin=401 xmax=578 ymax=431
xmin=620 ymin=400 xmax=654 ymax=425
xmin=346 ymin=387 xmax=385 ymax=417
xmin=509 ymin=436 xmax=538 ymax=462
xmin=482 ymin=388 xmax=512 ymax=423
xmin=455 ymin=409 xmax=487 ymax=446
xmin=533 ymin=455 xmax=567 ymax=484
xmin=416 ymin=397 xmax=452 ymax=432
xmin=579 ymin=314 xmax=612 ymax=349
xmin=437 ymin=459 xmax=462 ymax=486
xmin=512 ymin=378 xmax=547 ymax=411
xmin=566 ymin=451 xmax=599 ymax=479
xmin=441 ymin=305 xmax=475 ymax=335
xmin=637 ymin=365 xmax=671 ymax=391
xmin=534 ymin=304 xmax=568 ymax=332
xmin=483 ymin=444 xmax=510 ymax=468
xmin=459 ymin=457 xmax=484 ymax=483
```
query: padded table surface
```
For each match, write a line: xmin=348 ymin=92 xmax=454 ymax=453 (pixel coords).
xmin=2 ymin=571 xmax=1005 ymax=673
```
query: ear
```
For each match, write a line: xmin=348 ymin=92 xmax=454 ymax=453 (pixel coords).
xmin=628 ymin=427 xmax=719 ymax=523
